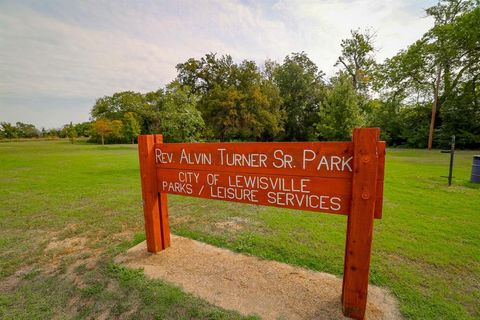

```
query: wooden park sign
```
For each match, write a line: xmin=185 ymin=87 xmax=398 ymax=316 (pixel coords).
xmin=138 ymin=128 xmax=385 ymax=320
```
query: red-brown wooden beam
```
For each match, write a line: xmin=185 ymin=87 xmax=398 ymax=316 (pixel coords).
xmin=156 ymin=135 xmax=171 ymax=249
xmin=154 ymin=141 xmax=354 ymax=179
xmin=138 ymin=134 xmax=170 ymax=253
xmin=342 ymin=128 xmax=380 ymax=319
xmin=156 ymin=168 xmax=353 ymax=214
xmin=153 ymin=141 xmax=384 ymax=218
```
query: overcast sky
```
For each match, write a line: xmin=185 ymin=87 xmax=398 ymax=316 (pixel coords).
xmin=0 ymin=0 xmax=436 ymax=129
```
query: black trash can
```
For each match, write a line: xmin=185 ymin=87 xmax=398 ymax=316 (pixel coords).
xmin=472 ymin=155 xmax=480 ymax=183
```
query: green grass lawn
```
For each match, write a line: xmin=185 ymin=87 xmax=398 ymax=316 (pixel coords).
xmin=0 ymin=140 xmax=479 ymax=319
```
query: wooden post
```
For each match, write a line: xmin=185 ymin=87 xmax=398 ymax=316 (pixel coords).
xmin=342 ymin=128 xmax=379 ymax=319
xmin=138 ymin=134 xmax=170 ymax=253
xmin=156 ymin=135 xmax=171 ymax=249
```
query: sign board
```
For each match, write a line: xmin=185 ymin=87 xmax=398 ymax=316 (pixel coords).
xmin=154 ymin=142 xmax=384 ymax=216
xmin=138 ymin=128 xmax=385 ymax=320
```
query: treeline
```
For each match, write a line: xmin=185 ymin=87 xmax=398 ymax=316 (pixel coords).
xmin=0 ymin=121 xmax=89 ymax=142
xmin=2 ymin=1 xmax=479 ymax=148
xmin=0 ymin=122 xmax=43 ymax=139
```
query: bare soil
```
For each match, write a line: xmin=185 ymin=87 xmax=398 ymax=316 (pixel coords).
xmin=115 ymin=235 xmax=402 ymax=320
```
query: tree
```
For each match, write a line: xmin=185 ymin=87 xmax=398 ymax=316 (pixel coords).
xmin=335 ymin=29 xmax=377 ymax=92
xmin=176 ymin=53 xmax=237 ymax=95
xmin=45 ymin=128 xmax=61 ymax=139
xmin=159 ymin=82 xmax=205 ymax=142
xmin=90 ymin=119 xmax=124 ymax=145
xmin=122 ymin=112 xmax=141 ymax=144
xmin=205 ymin=61 xmax=283 ymax=141
xmin=376 ymin=1 xmax=479 ymax=149
xmin=0 ymin=122 xmax=17 ymax=140
xmin=425 ymin=0 xmax=478 ymax=149
xmin=431 ymin=4 xmax=480 ymax=148
xmin=316 ymin=74 xmax=364 ymax=140
xmin=399 ymin=104 xmax=432 ymax=148
xmin=143 ymin=89 xmax=165 ymax=134
xmin=438 ymin=75 xmax=480 ymax=148
xmin=274 ymin=52 xmax=325 ymax=141
xmin=91 ymin=91 xmax=145 ymax=120
xmin=74 ymin=122 xmax=92 ymax=137
xmin=67 ymin=122 xmax=77 ymax=144
xmin=15 ymin=122 xmax=40 ymax=138
xmin=91 ymin=91 xmax=158 ymax=134
xmin=110 ymin=120 xmax=123 ymax=141
xmin=92 ymin=119 xmax=112 ymax=145
xmin=176 ymin=54 xmax=284 ymax=141
xmin=367 ymin=99 xmax=404 ymax=146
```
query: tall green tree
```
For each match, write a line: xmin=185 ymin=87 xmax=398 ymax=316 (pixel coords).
xmin=91 ymin=91 xmax=145 ymax=120
xmin=176 ymin=54 xmax=284 ymax=141
xmin=316 ymin=73 xmax=364 ymax=140
xmin=176 ymin=53 xmax=237 ymax=95
xmin=377 ymin=1 xmax=479 ymax=148
xmin=91 ymin=91 xmax=159 ymax=134
xmin=425 ymin=0 xmax=478 ymax=149
xmin=159 ymin=82 xmax=204 ymax=142
xmin=438 ymin=75 xmax=480 ymax=147
xmin=335 ymin=29 xmax=377 ymax=92
xmin=143 ymin=89 xmax=164 ymax=134
xmin=67 ymin=121 xmax=77 ymax=144
xmin=0 ymin=122 xmax=17 ymax=140
xmin=122 ymin=112 xmax=141 ymax=144
xmin=274 ymin=52 xmax=324 ymax=141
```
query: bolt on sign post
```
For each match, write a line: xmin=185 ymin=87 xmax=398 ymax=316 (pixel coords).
xmin=138 ymin=128 xmax=385 ymax=320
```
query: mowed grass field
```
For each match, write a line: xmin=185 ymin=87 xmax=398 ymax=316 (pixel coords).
xmin=0 ymin=140 xmax=479 ymax=320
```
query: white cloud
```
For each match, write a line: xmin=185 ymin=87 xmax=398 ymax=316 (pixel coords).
xmin=0 ymin=0 xmax=435 ymax=128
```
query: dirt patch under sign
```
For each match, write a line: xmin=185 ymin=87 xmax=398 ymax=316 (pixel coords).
xmin=115 ymin=235 xmax=402 ymax=320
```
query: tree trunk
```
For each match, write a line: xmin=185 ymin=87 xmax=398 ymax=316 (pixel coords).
xmin=428 ymin=66 xmax=442 ymax=150
xmin=101 ymin=135 xmax=104 ymax=145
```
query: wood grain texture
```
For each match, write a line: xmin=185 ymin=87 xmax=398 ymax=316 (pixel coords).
xmin=342 ymin=128 xmax=379 ymax=320
xmin=155 ymin=135 xmax=171 ymax=249
xmin=154 ymin=141 xmax=354 ymax=178
xmin=138 ymin=135 xmax=163 ymax=253
xmin=157 ymin=168 xmax=352 ymax=214
xmin=153 ymin=140 xmax=384 ymax=218
xmin=374 ymin=141 xmax=386 ymax=219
